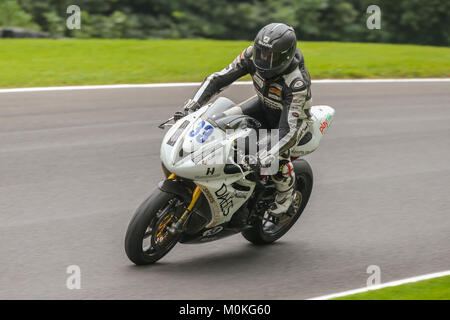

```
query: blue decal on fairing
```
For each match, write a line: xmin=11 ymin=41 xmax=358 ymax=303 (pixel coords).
xmin=190 ymin=120 xmax=214 ymax=143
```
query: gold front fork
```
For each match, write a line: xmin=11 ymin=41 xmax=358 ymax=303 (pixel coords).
xmin=167 ymin=174 xmax=202 ymax=231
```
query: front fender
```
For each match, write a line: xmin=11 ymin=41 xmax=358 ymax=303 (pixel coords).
xmin=158 ymin=179 xmax=192 ymax=203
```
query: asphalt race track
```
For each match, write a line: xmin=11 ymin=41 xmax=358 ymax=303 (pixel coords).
xmin=0 ymin=81 xmax=449 ymax=299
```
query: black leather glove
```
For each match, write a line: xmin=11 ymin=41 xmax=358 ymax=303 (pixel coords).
xmin=242 ymin=154 xmax=261 ymax=172
xmin=173 ymin=110 xmax=188 ymax=121
xmin=174 ymin=99 xmax=201 ymax=122
xmin=259 ymin=154 xmax=277 ymax=168
xmin=183 ymin=99 xmax=201 ymax=112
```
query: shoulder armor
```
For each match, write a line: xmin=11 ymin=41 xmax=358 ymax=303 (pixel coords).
xmin=290 ymin=78 xmax=307 ymax=91
xmin=283 ymin=68 xmax=306 ymax=92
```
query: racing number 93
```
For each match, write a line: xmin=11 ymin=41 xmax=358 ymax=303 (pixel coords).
xmin=189 ymin=120 xmax=214 ymax=143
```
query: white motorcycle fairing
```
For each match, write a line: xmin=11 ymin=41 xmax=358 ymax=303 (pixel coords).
xmin=160 ymin=97 xmax=334 ymax=229
xmin=161 ymin=99 xmax=256 ymax=228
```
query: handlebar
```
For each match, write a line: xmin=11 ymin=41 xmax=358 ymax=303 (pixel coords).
xmin=158 ymin=116 xmax=175 ymax=130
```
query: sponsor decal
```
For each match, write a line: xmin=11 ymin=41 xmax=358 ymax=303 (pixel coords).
xmin=197 ymin=184 xmax=221 ymax=225
xmin=200 ymin=236 xmax=218 ymax=242
xmin=271 ymin=83 xmax=283 ymax=90
xmin=214 ymin=183 xmax=234 ymax=216
xmin=319 ymin=120 xmax=328 ymax=134
xmin=255 ymin=91 xmax=282 ymax=110
xmin=292 ymin=98 xmax=305 ymax=104
xmin=268 ymin=93 xmax=281 ymax=101
xmin=194 ymin=174 xmax=219 ymax=179
xmin=292 ymin=80 xmax=305 ymax=90
xmin=253 ymin=73 xmax=264 ymax=88
xmin=319 ymin=115 xmax=332 ymax=135
xmin=257 ymin=39 xmax=273 ymax=48
xmin=320 ymin=113 xmax=333 ymax=135
xmin=191 ymin=144 xmax=222 ymax=164
xmin=189 ymin=120 xmax=214 ymax=143
xmin=202 ymin=226 xmax=223 ymax=237
xmin=198 ymin=185 xmax=215 ymax=205
xmin=269 ymin=87 xmax=281 ymax=96
xmin=263 ymin=98 xmax=282 ymax=110
xmin=166 ymin=120 xmax=189 ymax=146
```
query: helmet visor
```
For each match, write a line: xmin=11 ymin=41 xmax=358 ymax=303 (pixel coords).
xmin=254 ymin=46 xmax=289 ymax=70
xmin=254 ymin=46 xmax=273 ymax=70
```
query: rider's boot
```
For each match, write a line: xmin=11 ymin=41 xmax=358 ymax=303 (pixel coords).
xmin=267 ymin=156 xmax=295 ymax=217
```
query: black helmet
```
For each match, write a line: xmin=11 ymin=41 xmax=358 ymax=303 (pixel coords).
xmin=253 ymin=23 xmax=297 ymax=79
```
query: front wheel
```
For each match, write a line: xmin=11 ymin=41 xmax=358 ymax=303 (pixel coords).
xmin=125 ymin=189 xmax=181 ymax=265
xmin=242 ymin=159 xmax=313 ymax=245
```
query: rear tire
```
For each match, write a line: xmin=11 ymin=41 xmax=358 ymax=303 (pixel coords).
xmin=125 ymin=189 xmax=180 ymax=265
xmin=242 ymin=159 xmax=313 ymax=245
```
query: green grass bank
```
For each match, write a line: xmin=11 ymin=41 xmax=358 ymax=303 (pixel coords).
xmin=1 ymin=39 xmax=449 ymax=88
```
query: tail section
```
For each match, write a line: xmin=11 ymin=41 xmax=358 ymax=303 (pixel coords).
xmin=291 ymin=105 xmax=335 ymax=158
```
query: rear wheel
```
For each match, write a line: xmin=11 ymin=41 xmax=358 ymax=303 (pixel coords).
xmin=125 ymin=190 xmax=181 ymax=265
xmin=242 ymin=159 xmax=313 ymax=245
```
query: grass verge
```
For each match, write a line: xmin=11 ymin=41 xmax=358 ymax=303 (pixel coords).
xmin=1 ymin=39 xmax=449 ymax=88
xmin=334 ymin=275 xmax=450 ymax=300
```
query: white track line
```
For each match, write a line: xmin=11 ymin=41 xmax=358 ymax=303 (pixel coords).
xmin=308 ymin=270 xmax=450 ymax=300
xmin=0 ymin=78 xmax=449 ymax=93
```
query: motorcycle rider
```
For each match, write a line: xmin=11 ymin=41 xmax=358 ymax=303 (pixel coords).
xmin=176 ymin=23 xmax=312 ymax=216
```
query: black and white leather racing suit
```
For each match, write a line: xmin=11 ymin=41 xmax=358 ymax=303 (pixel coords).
xmin=190 ymin=45 xmax=313 ymax=215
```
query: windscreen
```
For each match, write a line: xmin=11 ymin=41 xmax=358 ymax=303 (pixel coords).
xmin=202 ymin=97 xmax=235 ymax=119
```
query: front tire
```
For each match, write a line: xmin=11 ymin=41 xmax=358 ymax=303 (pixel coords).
xmin=242 ymin=159 xmax=313 ymax=245
xmin=125 ymin=189 xmax=180 ymax=265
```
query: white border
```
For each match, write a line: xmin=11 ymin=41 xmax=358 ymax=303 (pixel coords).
xmin=0 ymin=78 xmax=449 ymax=93
xmin=308 ymin=270 xmax=450 ymax=300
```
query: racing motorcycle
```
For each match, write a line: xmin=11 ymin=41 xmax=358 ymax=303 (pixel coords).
xmin=125 ymin=97 xmax=335 ymax=265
